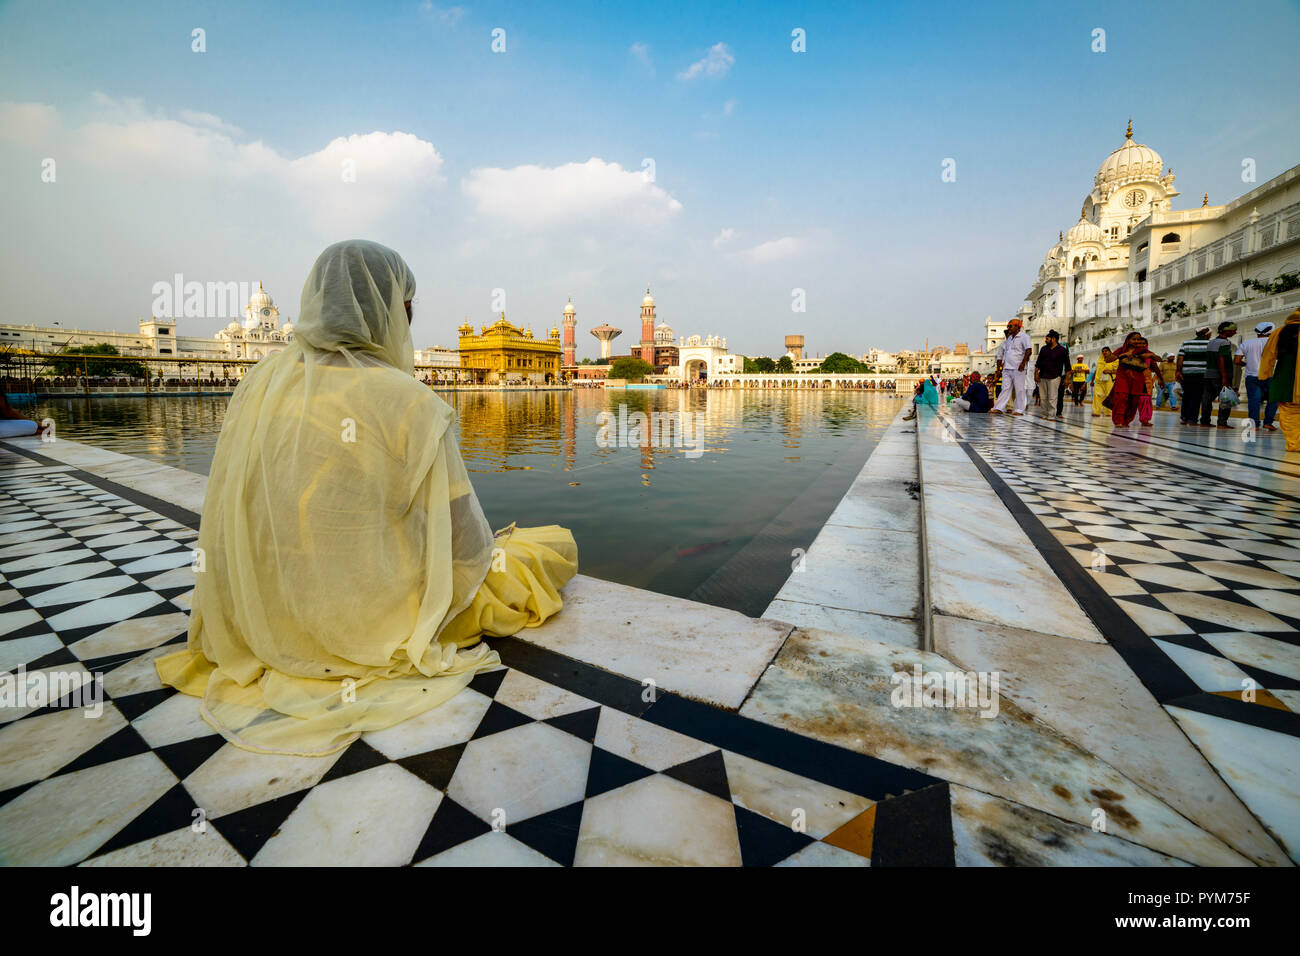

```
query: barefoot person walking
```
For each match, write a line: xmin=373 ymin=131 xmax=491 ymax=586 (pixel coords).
xmin=991 ymin=318 xmax=1032 ymax=416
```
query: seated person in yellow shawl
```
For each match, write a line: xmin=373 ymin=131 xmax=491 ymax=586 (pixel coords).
xmin=157 ymin=241 xmax=578 ymax=756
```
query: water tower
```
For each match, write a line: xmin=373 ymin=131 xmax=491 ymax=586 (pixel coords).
xmin=785 ymin=335 xmax=805 ymax=360
xmin=590 ymin=323 xmax=622 ymax=360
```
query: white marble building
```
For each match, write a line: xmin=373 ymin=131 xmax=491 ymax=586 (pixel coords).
xmin=658 ymin=325 xmax=744 ymax=381
xmin=676 ymin=336 xmax=743 ymax=381
xmin=1013 ymin=122 xmax=1300 ymax=360
xmin=214 ymin=284 xmax=294 ymax=361
xmin=413 ymin=346 xmax=460 ymax=369
xmin=0 ymin=284 xmax=295 ymax=370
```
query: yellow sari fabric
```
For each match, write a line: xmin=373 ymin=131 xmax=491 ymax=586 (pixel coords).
xmin=156 ymin=241 xmax=577 ymax=755
xmin=1091 ymin=356 xmax=1118 ymax=415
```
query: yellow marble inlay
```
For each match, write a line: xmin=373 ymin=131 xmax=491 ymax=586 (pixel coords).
xmin=821 ymin=803 xmax=875 ymax=859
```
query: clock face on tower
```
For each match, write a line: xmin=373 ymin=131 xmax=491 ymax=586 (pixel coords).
xmin=1124 ymin=189 xmax=1146 ymax=209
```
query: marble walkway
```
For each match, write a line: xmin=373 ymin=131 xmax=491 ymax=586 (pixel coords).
xmin=0 ymin=405 xmax=1296 ymax=867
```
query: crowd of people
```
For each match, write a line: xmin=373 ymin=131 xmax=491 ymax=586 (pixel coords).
xmin=10 ymin=375 xmax=241 ymax=390
xmin=932 ymin=309 xmax=1300 ymax=450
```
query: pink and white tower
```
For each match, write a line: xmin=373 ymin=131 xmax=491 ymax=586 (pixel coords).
xmin=639 ymin=288 xmax=656 ymax=364
xmin=562 ymin=298 xmax=577 ymax=367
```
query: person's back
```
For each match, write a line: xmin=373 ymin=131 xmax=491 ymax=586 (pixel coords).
xmin=197 ymin=355 xmax=463 ymax=682
xmin=158 ymin=240 xmax=577 ymax=756
xmin=963 ymin=379 xmax=990 ymax=412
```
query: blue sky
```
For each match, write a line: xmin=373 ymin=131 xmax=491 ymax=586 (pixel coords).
xmin=2 ymin=0 xmax=1297 ymax=357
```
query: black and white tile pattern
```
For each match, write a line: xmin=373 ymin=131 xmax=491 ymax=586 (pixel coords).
xmin=0 ymin=446 xmax=951 ymax=867
xmin=944 ymin=413 xmax=1300 ymax=860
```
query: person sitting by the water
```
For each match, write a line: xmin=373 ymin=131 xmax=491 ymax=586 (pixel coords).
xmin=156 ymin=240 xmax=578 ymax=756
xmin=903 ymin=377 xmax=940 ymax=420
xmin=953 ymin=371 xmax=991 ymax=412
xmin=0 ymin=391 xmax=49 ymax=438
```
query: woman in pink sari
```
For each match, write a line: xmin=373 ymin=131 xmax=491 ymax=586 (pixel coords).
xmin=1107 ymin=332 xmax=1161 ymax=427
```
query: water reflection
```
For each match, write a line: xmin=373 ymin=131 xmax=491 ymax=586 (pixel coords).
xmin=23 ymin=389 xmax=902 ymax=614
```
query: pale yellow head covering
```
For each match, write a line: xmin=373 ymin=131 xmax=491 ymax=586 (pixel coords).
xmin=294 ymin=239 xmax=417 ymax=374
xmin=156 ymin=241 xmax=511 ymax=755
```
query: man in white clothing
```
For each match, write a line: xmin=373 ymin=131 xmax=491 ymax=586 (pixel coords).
xmin=991 ymin=318 xmax=1032 ymax=415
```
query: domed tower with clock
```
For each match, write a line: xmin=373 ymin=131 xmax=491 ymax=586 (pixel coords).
xmin=216 ymin=282 xmax=294 ymax=364
xmin=1084 ymin=119 xmax=1179 ymax=244
xmin=1020 ymin=120 xmax=1184 ymax=346
xmin=244 ymin=282 xmax=280 ymax=331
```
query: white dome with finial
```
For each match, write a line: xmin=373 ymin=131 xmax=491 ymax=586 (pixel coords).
xmin=563 ymin=298 xmax=575 ymax=316
xmin=249 ymin=281 xmax=273 ymax=312
xmin=1066 ymin=216 xmax=1104 ymax=245
xmin=1095 ymin=120 xmax=1164 ymax=187
xmin=642 ymin=288 xmax=655 ymax=307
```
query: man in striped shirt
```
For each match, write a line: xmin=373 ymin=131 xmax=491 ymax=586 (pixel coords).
xmin=1176 ymin=326 xmax=1211 ymax=426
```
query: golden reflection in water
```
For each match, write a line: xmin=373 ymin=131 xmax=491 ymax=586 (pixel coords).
xmin=443 ymin=387 xmax=902 ymax=474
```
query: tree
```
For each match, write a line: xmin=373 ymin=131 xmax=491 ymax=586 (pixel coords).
xmin=745 ymin=356 xmax=776 ymax=373
xmin=609 ymin=356 xmax=653 ymax=381
xmin=776 ymin=355 xmax=794 ymax=373
xmin=48 ymin=343 xmax=147 ymax=378
xmin=817 ymin=351 xmax=867 ymax=373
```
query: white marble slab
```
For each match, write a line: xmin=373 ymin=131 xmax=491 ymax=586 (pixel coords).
xmin=516 ymin=574 xmax=792 ymax=709
xmin=0 ymin=752 xmax=177 ymax=866
xmin=80 ymin=825 xmax=246 ymax=867
xmin=1166 ymin=706 xmax=1300 ymax=864
xmin=741 ymin=626 xmax=1252 ymax=865
xmin=575 ymin=773 xmax=742 ymax=867
xmin=920 ymin=445 xmax=1102 ymax=643
xmin=448 ymin=720 xmax=591 ymax=825
xmin=950 ymin=785 xmax=1191 ymax=866
xmin=763 ymin=600 xmax=919 ymax=647
xmin=252 ymin=764 xmax=441 ymax=866
xmin=769 ymin=523 xmax=920 ymax=620
xmin=935 ymin=614 xmax=1290 ymax=865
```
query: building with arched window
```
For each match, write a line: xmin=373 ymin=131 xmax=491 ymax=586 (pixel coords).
xmin=1011 ymin=122 xmax=1300 ymax=360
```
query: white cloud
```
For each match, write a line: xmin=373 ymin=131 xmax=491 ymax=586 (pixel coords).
xmin=743 ymin=236 xmax=809 ymax=262
xmin=461 ymin=157 xmax=682 ymax=228
xmin=0 ymin=102 xmax=58 ymax=146
xmin=419 ymin=2 xmax=466 ymax=26
xmin=0 ymin=95 xmax=445 ymax=232
xmin=678 ymin=42 xmax=734 ymax=81
xmin=176 ymin=109 xmax=244 ymax=138
xmin=723 ymin=98 xmax=736 ymax=116
xmin=629 ymin=42 xmax=654 ymax=76
xmin=712 ymin=227 xmax=736 ymax=248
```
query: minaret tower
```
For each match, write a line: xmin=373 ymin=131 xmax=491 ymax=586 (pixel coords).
xmin=562 ymin=298 xmax=577 ymax=367
xmin=639 ymin=287 xmax=656 ymax=364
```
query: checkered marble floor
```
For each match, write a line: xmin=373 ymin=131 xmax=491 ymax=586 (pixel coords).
xmin=0 ymin=445 xmax=956 ymax=867
xmin=945 ymin=411 xmax=1300 ymax=857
